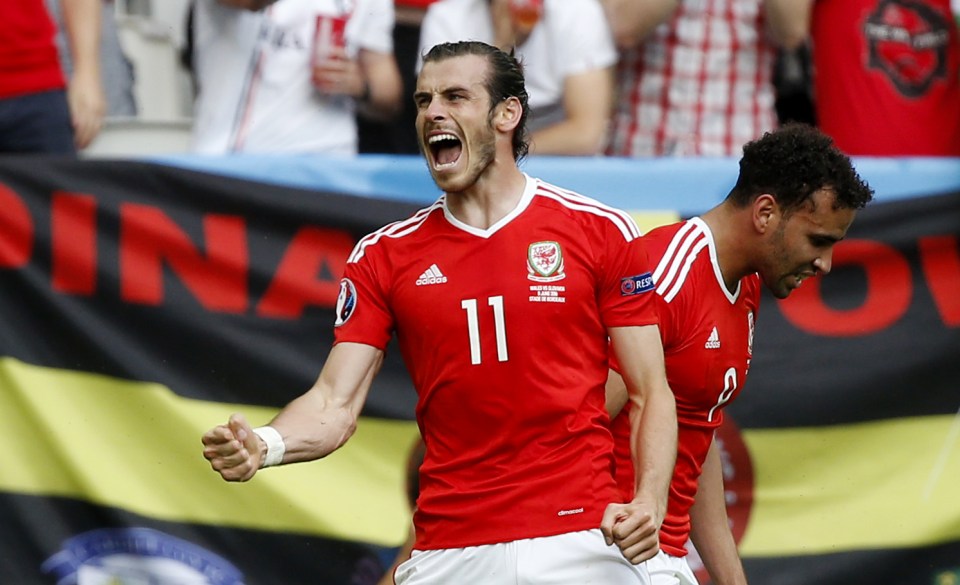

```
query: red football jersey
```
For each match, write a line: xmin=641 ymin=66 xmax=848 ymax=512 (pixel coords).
xmin=611 ymin=218 xmax=760 ymax=557
xmin=334 ymin=176 xmax=658 ymax=549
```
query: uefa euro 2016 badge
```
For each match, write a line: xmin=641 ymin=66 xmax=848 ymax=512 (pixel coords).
xmin=527 ymin=241 xmax=565 ymax=283
xmin=335 ymin=278 xmax=357 ymax=326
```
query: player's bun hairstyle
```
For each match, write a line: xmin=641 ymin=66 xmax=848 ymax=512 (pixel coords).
xmin=728 ymin=123 xmax=875 ymax=213
xmin=422 ymin=40 xmax=531 ymax=162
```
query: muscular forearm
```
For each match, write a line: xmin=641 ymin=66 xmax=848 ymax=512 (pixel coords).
xmin=264 ymin=392 xmax=358 ymax=464
xmin=689 ymin=440 xmax=748 ymax=585
xmin=603 ymin=325 xmax=676 ymax=563
xmin=262 ymin=342 xmax=382 ymax=465
xmin=203 ymin=343 xmax=383 ymax=482
xmin=609 ymin=325 xmax=677 ymax=524
xmin=629 ymin=382 xmax=676 ymax=523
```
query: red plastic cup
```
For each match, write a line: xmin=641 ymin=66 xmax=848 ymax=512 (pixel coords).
xmin=312 ymin=14 xmax=348 ymax=66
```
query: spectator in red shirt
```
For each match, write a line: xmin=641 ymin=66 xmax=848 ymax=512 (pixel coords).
xmin=0 ymin=0 xmax=105 ymax=153
xmin=803 ymin=0 xmax=960 ymax=156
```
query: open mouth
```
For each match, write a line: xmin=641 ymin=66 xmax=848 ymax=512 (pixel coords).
xmin=428 ymin=133 xmax=462 ymax=170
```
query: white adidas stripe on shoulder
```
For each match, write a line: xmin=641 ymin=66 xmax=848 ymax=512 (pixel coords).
xmin=535 ymin=182 xmax=642 ymax=241
xmin=347 ymin=199 xmax=444 ymax=263
xmin=653 ymin=220 xmax=709 ymax=303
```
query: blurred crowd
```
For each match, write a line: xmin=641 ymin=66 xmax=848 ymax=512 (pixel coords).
xmin=2 ymin=0 xmax=959 ymax=157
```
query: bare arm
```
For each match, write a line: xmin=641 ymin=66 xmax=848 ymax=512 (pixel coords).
xmin=601 ymin=324 xmax=677 ymax=564
xmin=61 ymin=0 xmax=104 ymax=149
xmin=600 ymin=0 xmax=679 ymax=50
xmin=312 ymin=46 xmax=402 ymax=122
xmin=612 ymin=324 xmax=676 ymax=526
xmin=529 ymin=66 xmax=614 ymax=156
xmin=202 ymin=342 xmax=384 ymax=481
xmin=216 ymin=0 xmax=277 ymax=11
xmin=356 ymin=48 xmax=403 ymax=122
xmin=763 ymin=0 xmax=814 ymax=50
xmin=604 ymin=368 xmax=629 ymax=420
xmin=689 ymin=438 xmax=748 ymax=585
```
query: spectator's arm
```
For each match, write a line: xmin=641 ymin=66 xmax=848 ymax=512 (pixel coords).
xmin=311 ymin=46 xmax=402 ymax=121
xmin=764 ymin=0 xmax=814 ymax=50
xmin=216 ymin=0 xmax=277 ymax=11
xmin=61 ymin=0 xmax=105 ymax=149
xmin=600 ymin=0 xmax=679 ymax=50
xmin=530 ymin=65 xmax=614 ymax=156
xmin=490 ymin=0 xmax=517 ymax=50
xmin=356 ymin=48 xmax=403 ymax=122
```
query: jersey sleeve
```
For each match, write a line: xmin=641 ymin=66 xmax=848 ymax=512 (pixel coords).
xmin=552 ymin=0 xmax=618 ymax=76
xmin=598 ymin=222 xmax=659 ymax=329
xmin=654 ymin=282 xmax=681 ymax=351
xmin=350 ymin=0 xmax=395 ymax=55
xmin=333 ymin=250 xmax=394 ymax=350
xmin=415 ymin=1 xmax=459 ymax=73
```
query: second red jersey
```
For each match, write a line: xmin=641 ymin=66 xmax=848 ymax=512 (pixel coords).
xmin=334 ymin=176 xmax=658 ymax=549
xmin=611 ymin=218 xmax=760 ymax=557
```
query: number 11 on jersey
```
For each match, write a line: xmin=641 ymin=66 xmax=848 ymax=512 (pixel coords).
xmin=461 ymin=296 xmax=509 ymax=365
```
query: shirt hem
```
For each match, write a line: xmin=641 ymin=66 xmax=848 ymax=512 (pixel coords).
xmin=415 ymin=520 xmax=601 ymax=550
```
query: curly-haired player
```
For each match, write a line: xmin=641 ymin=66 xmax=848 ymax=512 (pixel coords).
xmin=608 ymin=123 xmax=874 ymax=584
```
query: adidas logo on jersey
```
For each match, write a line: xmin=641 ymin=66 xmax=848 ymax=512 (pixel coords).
xmin=705 ymin=327 xmax=721 ymax=349
xmin=416 ymin=264 xmax=448 ymax=286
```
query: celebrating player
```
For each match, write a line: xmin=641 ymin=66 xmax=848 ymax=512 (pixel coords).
xmin=608 ymin=124 xmax=874 ymax=584
xmin=203 ymin=40 xmax=676 ymax=584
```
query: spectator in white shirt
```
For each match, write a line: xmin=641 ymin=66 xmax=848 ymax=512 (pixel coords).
xmin=418 ymin=0 xmax=618 ymax=155
xmin=190 ymin=0 xmax=403 ymax=154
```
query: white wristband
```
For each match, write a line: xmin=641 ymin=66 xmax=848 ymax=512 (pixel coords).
xmin=252 ymin=426 xmax=285 ymax=468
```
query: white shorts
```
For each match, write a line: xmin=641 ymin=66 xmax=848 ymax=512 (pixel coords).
xmin=394 ymin=529 xmax=651 ymax=585
xmin=647 ymin=550 xmax=699 ymax=585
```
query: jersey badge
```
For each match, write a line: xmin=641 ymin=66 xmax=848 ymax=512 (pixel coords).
xmin=527 ymin=241 xmax=565 ymax=282
xmin=620 ymin=272 xmax=654 ymax=296
xmin=334 ymin=278 xmax=356 ymax=326
xmin=705 ymin=326 xmax=721 ymax=349
xmin=747 ymin=311 xmax=755 ymax=356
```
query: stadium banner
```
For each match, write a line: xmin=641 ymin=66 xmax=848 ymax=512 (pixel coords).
xmin=0 ymin=155 xmax=957 ymax=585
